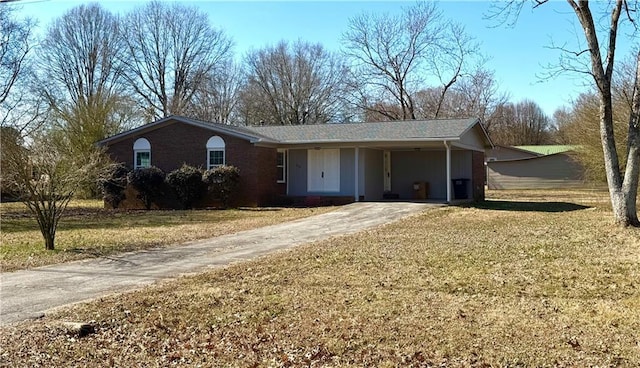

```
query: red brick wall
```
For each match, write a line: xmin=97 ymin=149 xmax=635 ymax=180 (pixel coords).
xmin=471 ymin=150 xmax=486 ymax=201
xmin=232 ymin=144 xmax=278 ymax=207
xmin=104 ymin=121 xmax=280 ymax=206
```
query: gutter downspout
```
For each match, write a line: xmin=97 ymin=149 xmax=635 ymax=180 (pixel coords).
xmin=444 ymin=141 xmax=451 ymax=203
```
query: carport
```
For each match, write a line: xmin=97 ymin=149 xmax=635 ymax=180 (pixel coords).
xmin=247 ymin=118 xmax=492 ymax=203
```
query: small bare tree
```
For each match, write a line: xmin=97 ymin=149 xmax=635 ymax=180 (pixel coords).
xmin=2 ymin=134 xmax=105 ymax=250
xmin=491 ymin=0 xmax=639 ymax=226
xmin=240 ymin=40 xmax=349 ymax=125
xmin=121 ymin=1 xmax=233 ymax=118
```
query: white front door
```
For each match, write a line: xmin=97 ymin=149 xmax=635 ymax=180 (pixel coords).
xmin=383 ymin=150 xmax=391 ymax=191
xmin=308 ymin=150 xmax=324 ymax=192
xmin=308 ymin=149 xmax=340 ymax=192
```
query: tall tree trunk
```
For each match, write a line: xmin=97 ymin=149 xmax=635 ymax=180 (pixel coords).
xmin=598 ymin=90 xmax=627 ymax=224
xmin=569 ymin=0 xmax=639 ymax=226
xmin=618 ymin=50 xmax=640 ymax=226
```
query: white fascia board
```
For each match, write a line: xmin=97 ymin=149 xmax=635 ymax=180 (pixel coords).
xmin=271 ymin=137 xmax=461 ymax=145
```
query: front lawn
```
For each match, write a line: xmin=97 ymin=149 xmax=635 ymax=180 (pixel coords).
xmin=0 ymin=201 xmax=332 ymax=272
xmin=1 ymin=189 xmax=639 ymax=366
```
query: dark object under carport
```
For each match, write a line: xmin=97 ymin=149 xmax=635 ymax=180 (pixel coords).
xmin=452 ymin=178 xmax=469 ymax=199
xmin=412 ymin=181 xmax=429 ymax=200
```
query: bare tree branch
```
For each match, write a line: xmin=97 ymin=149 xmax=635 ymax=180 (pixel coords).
xmin=0 ymin=5 xmax=34 ymax=105
xmin=342 ymin=2 xmax=448 ymax=120
xmin=239 ymin=41 xmax=349 ymax=125
xmin=120 ymin=1 xmax=232 ymax=119
xmin=185 ymin=60 xmax=243 ymax=125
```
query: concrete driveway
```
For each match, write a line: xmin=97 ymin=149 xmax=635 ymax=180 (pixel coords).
xmin=0 ymin=202 xmax=437 ymax=326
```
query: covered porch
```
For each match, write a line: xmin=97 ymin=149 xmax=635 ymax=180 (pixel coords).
xmin=280 ymin=140 xmax=485 ymax=203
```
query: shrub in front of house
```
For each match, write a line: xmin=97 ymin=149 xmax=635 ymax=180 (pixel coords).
xmin=165 ymin=164 xmax=207 ymax=210
xmin=100 ymin=163 xmax=129 ymax=208
xmin=127 ymin=166 xmax=166 ymax=210
xmin=203 ymin=165 xmax=240 ymax=208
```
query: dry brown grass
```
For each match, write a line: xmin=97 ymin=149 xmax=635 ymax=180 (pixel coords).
xmin=1 ymin=189 xmax=640 ymax=367
xmin=0 ymin=201 xmax=333 ymax=272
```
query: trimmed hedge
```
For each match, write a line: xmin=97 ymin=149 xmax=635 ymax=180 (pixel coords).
xmin=127 ymin=166 xmax=166 ymax=210
xmin=203 ymin=165 xmax=240 ymax=209
xmin=165 ymin=164 xmax=207 ymax=209
xmin=100 ymin=163 xmax=129 ymax=208
xmin=103 ymin=164 xmax=242 ymax=210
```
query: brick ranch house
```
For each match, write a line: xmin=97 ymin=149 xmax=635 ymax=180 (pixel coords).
xmin=99 ymin=115 xmax=492 ymax=207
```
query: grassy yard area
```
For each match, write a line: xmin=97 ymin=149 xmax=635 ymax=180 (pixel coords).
xmin=0 ymin=201 xmax=333 ymax=272
xmin=2 ymin=189 xmax=640 ymax=366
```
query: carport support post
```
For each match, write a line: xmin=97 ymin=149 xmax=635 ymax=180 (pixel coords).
xmin=354 ymin=147 xmax=360 ymax=202
xmin=444 ymin=141 xmax=451 ymax=203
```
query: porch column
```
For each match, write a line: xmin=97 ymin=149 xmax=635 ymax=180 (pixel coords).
xmin=444 ymin=141 xmax=451 ymax=203
xmin=354 ymin=147 xmax=360 ymax=202
xmin=285 ymin=149 xmax=290 ymax=196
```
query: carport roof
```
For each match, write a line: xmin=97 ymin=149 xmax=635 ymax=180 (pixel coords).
xmin=245 ymin=118 xmax=486 ymax=144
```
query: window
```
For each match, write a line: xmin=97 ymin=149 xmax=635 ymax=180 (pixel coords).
xmin=277 ymin=149 xmax=287 ymax=183
xmin=133 ymin=138 xmax=151 ymax=169
xmin=206 ymin=136 xmax=225 ymax=169
xmin=209 ymin=150 xmax=224 ymax=167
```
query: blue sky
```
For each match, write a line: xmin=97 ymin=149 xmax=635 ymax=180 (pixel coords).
xmin=13 ymin=0 xmax=637 ymax=116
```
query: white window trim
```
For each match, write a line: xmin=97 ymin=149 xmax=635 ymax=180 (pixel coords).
xmin=206 ymin=136 xmax=226 ymax=169
xmin=133 ymin=138 xmax=151 ymax=169
xmin=277 ymin=149 xmax=287 ymax=183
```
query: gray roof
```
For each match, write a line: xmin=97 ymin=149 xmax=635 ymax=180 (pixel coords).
xmin=98 ymin=115 xmax=489 ymax=147
xmin=244 ymin=118 xmax=481 ymax=144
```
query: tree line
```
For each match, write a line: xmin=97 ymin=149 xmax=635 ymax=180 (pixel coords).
xmin=2 ymin=1 xmax=563 ymax=146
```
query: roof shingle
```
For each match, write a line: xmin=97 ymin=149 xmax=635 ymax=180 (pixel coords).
xmin=244 ymin=118 xmax=479 ymax=143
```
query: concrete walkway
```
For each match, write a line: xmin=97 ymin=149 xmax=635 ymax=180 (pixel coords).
xmin=0 ymin=202 xmax=437 ymax=326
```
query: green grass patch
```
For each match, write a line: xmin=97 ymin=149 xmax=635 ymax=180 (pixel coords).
xmin=1 ymin=190 xmax=640 ymax=366
xmin=0 ymin=200 xmax=333 ymax=272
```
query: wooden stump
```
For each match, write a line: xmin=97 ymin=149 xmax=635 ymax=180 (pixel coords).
xmin=62 ymin=322 xmax=95 ymax=337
